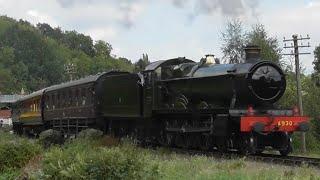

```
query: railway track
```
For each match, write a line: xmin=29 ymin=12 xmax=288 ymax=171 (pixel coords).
xmin=249 ymin=153 xmax=320 ymax=167
xmin=165 ymin=147 xmax=320 ymax=168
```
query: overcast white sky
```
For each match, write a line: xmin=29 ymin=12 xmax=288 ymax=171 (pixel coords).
xmin=0 ymin=0 xmax=319 ymax=74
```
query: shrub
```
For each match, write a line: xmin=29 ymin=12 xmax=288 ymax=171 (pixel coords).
xmin=292 ymin=130 xmax=320 ymax=153
xmin=0 ymin=126 xmax=12 ymax=133
xmin=0 ymin=168 xmax=20 ymax=180
xmin=0 ymin=138 xmax=42 ymax=172
xmin=77 ymin=128 xmax=103 ymax=139
xmin=0 ymin=130 xmax=15 ymax=143
xmin=39 ymin=129 xmax=63 ymax=148
xmin=39 ymin=139 xmax=159 ymax=179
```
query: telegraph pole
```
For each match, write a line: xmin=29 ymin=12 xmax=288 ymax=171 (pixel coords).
xmin=65 ymin=63 xmax=76 ymax=81
xmin=283 ymin=34 xmax=310 ymax=153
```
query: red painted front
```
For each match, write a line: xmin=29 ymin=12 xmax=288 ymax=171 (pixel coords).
xmin=240 ymin=116 xmax=308 ymax=132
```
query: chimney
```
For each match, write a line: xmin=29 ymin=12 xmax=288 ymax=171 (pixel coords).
xmin=244 ymin=45 xmax=261 ymax=63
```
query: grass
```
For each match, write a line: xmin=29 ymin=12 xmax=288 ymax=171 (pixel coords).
xmin=1 ymin=129 xmax=320 ymax=179
xmin=155 ymin=153 xmax=320 ymax=180
xmin=0 ymin=130 xmax=42 ymax=174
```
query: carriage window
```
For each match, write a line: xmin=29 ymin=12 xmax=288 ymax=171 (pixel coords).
xmin=87 ymin=88 xmax=92 ymax=105
xmin=62 ymin=91 xmax=66 ymax=107
xmin=35 ymin=100 xmax=37 ymax=112
xmin=46 ymin=96 xmax=49 ymax=110
xmin=49 ymin=95 xmax=52 ymax=109
xmin=52 ymin=94 xmax=56 ymax=110
xmin=76 ymin=89 xmax=80 ymax=106
xmin=69 ymin=89 xmax=73 ymax=106
xmin=37 ymin=100 xmax=40 ymax=112
xmin=65 ymin=90 xmax=69 ymax=106
xmin=82 ymin=88 xmax=86 ymax=106
xmin=57 ymin=93 xmax=61 ymax=108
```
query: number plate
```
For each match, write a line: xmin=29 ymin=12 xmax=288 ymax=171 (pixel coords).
xmin=277 ymin=120 xmax=293 ymax=126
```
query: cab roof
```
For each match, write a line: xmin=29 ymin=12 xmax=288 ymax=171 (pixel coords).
xmin=145 ymin=57 xmax=195 ymax=71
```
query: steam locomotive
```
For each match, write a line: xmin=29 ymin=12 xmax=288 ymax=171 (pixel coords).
xmin=12 ymin=45 xmax=309 ymax=155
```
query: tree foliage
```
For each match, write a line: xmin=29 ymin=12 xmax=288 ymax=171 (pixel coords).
xmin=313 ymin=45 xmax=320 ymax=73
xmin=94 ymin=40 xmax=113 ymax=57
xmin=312 ymin=45 xmax=320 ymax=86
xmin=134 ymin=53 xmax=150 ymax=72
xmin=246 ymin=24 xmax=282 ymax=64
xmin=220 ymin=20 xmax=282 ymax=65
xmin=221 ymin=19 xmax=246 ymax=64
xmin=0 ymin=16 xmax=135 ymax=94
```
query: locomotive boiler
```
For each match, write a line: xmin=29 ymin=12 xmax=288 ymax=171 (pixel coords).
xmin=153 ymin=46 xmax=286 ymax=110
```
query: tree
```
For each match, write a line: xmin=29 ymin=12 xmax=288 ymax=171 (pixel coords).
xmin=220 ymin=19 xmax=246 ymax=64
xmin=313 ymin=45 xmax=320 ymax=73
xmin=134 ymin=54 xmax=150 ymax=72
xmin=312 ymin=45 xmax=320 ymax=86
xmin=94 ymin=40 xmax=112 ymax=57
xmin=0 ymin=15 xmax=135 ymax=93
xmin=221 ymin=20 xmax=282 ymax=64
xmin=0 ymin=22 xmax=66 ymax=92
xmin=62 ymin=31 xmax=95 ymax=57
xmin=37 ymin=23 xmax=64 ymax=41
xmin=0 ymin=47 xmax=15 ymax=67
xmin=246 ymin=24 xmax=282 ymax=64
xmin=0 ymin=47 xmax=18 ymax=93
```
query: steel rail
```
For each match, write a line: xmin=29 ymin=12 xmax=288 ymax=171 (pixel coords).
xmin=162 ymin=147 xmax=320 ymax=168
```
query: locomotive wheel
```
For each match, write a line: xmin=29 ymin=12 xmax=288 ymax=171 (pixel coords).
xmin=174 ymin=134 xmax=182 ymax=147
xmin=194 ymin=134 xmax=202 ymax=149
xmin=185 ymin=134 xmax=193 ymax=149
xmin=216 ymin=137 xmax=227 ymax=153
xmin=174 ymin=101 xmax=187 ymax=109
xmin=200 ymin=134 xmax=212 ymax=151
xmin=166 ymin=133 xmax=175 ymax=147
xmin=216 ymin=144 xmax=227 ymax=153
xmin=239 ymin=134 xmax=257 ymax=155
xmin=279 ymin=143 xmax=293 ymax=156
xmin=186 ymin=135 xmax=197 ymax=149
xmin=255 ymin=148 xmax=264 ymax=155
xmin=129 ymin=128 xmax=139 ymax=145
xmin=198 ymin=101 xmax=209 ymax=110
xmin=158 ymin=130 xmax=167 ymax=146
xmin=175 ymin=134 xmax=187 ymax=148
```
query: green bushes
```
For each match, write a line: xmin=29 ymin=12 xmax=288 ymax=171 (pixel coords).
xmin=0 ymin=131 xmax=42 ymax=172
xmin=77 ymin=128 xmax=103 ymax=139
xmin=38 ymin=139 xmax=160 ymax=179
xmin=39 ymin=129 xmax=63 ymax=148
xmin=1 ymin=130 xmax=319 ymax=179
xmin=0 ymin=168 xmax=20 ymax=180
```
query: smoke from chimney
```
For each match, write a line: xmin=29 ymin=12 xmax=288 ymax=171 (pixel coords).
xmin=171 ymin=0 xmax=259 ymax=20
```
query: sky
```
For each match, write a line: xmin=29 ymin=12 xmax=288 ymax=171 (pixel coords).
xmin=0 ymin=0 xmax=319 ymax=74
